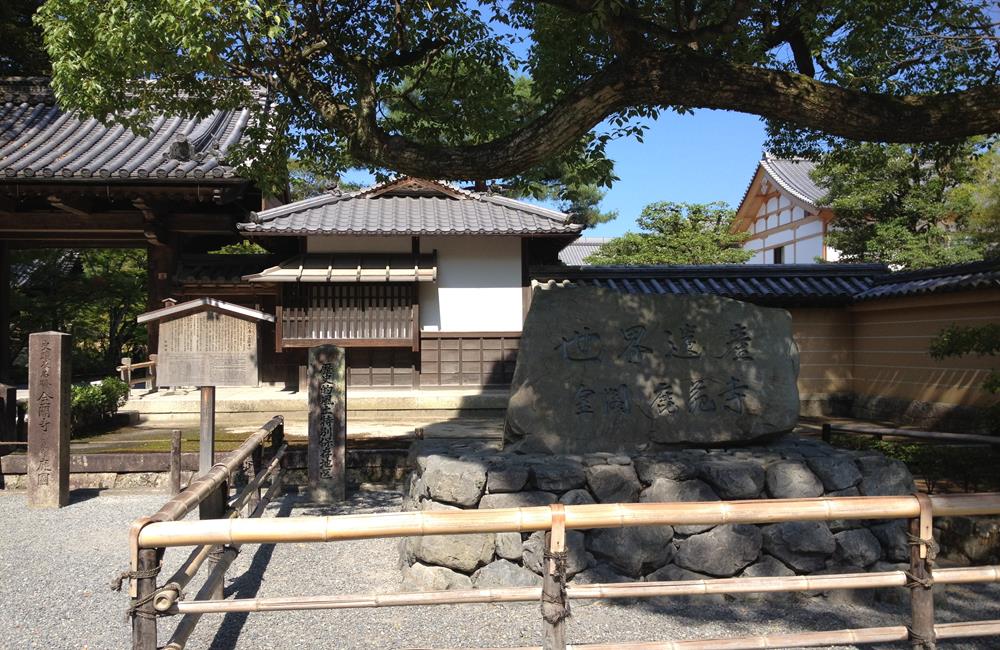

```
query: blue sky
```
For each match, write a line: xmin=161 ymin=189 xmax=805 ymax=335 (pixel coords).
xmin=591 ymin=110 xmax=768 ymax=238
xmin=342 ymin=108 xmax=769 ymax=239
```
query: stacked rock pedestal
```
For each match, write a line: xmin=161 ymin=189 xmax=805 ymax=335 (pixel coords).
xmin=399 ymin=437 xmax=916 ymax=602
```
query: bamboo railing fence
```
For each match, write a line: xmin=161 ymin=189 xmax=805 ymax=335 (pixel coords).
xmin=117 ymin=355 xmax=157 ymax=390
xmin=122 ymin=415 xmax=285 ymax=650
xmin=122 ymin=433 xmax=1000 ymax=650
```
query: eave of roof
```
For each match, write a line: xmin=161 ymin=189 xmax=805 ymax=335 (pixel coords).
xmin=137 ymin=297 xmax=274 ymax=324
xmin=532 ymin=260 xmax=1000 ymax=306
xmin=239 ymin=178 xmax=582 ymax=237
xmin=0 ymin=77 xmax=261 ymax=183
xmin=531 ymin=263 xmax=889 ymax=307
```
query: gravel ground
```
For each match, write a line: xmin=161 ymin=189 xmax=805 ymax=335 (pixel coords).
xmin=1 ymin=489 xmax=998 ymax=650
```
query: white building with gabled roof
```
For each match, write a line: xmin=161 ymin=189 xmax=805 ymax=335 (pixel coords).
xmin=731 ymin=154 xmax=839 ymax=264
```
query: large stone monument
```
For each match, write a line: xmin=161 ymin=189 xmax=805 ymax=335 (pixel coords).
xmin=27 ymin=331 xmax=71 ymax=508
xmin=308 ymin=344 xmax=347 ymax=502
xmin=506 ymin=287 xmax=800 ymax=453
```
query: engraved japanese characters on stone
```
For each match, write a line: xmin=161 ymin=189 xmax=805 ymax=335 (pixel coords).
xmin=716 ymin=324 xmax=754 ymax=361
xmin=556 ymin=328 xmax=602 ymax=362
xmin=619 ymin=325 xmax=652 ymax=364
xmin=507 ymin=289 xmax=800 ymax=452
xmin=308 ymin=344 xmax=346 ymax=502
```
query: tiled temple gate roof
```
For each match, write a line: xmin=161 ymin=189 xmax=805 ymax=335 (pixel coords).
xmin=0 ymin=77 xmax=257 ymax=181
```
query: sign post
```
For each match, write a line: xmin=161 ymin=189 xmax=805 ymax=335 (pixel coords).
xmin=27 ymin=331 xmax=71 ymax=508
xmin=308 ymin=344 xmax=347 ymax=502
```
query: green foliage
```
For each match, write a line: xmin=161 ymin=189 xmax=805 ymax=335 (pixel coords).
xmin=70 ymin=377 xmax=130 ymax=433
xmin=209 ymin=240 xmax=269 ymax=255
xmin=286 ymin=158 xmax=363 ymax=202
xmin=11 ymin=249 xmax=147 ymax=380
xmin=0 ymin=1 xmax=48 ymax=75
xmin=36 ymin=0 xmax=998 ymax=189
xmin=586 ymin=202 xmax=751 ymax=265
xmin=813 ymin=141 xmax=992 ymax=269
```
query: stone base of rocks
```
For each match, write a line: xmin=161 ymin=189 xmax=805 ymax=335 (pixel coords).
xmin=399 ymin=437 xmax=919 ymax=601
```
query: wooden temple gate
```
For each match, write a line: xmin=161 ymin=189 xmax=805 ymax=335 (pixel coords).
xmin=122 ymin=433 xmax=1000 ymax=649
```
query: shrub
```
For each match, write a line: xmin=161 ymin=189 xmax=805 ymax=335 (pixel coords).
xmin=71 ymin=377 xmax=130 ymax=432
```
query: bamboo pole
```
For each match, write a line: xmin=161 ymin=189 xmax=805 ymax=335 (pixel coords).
xmin=460 ymin=620 xmax=1000 ymax=650
xmin=138 ymin=493 xmax=1000 ymax=549
xmin=229 ymin=444 xmax=287 ymax=514
xmin=157 ymin=475 xmax=285 ymax=614
xmin=172 ymin=565 xmax=1000 ymax=615
xmin=542 ymin=504 xmax=568 ymax=650
xmin=154 ymin=544 xmax=216 ymax=612
xmin=162 ymin=546 xmax=238 ymax=650
xmin=141 ymin=416 xmax=283 ymax=525
xmin=909 ymin=494 xmax=936 ymax=649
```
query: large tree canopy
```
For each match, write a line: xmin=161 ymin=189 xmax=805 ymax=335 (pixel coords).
xmin=37 ymin=0 xmax=1000 ymax=188
xmin=813 ymin=139 xmax=994 ymax=268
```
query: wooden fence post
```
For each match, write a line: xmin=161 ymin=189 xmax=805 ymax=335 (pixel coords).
xmin=169 ymin=430 xmax=182 ymax=495
xmin=909 ymin=494 xmax=937 ymax=650
xmin=120 ymin=357 xmax=132 ymax=385
xmin=131 ymin=547 xmax=159 ymax=650
xmin=148 ymin=354 xmax=157 ymax=391
xmin=542 ymin=504 xmax=569 ymax=650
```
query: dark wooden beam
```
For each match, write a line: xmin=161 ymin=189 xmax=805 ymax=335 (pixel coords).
xmin=0 ymin=212 xmax=237 ymax=236
xmin=47 ymin=195 xmax=90 ymax=218
xmin=0 ymin=241 xmax=9 ymax=382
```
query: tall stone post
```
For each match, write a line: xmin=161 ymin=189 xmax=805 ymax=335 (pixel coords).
xmin=308 ymin=344 xmax=346 ymax=502
xmin=27 ymin=331 xmax=71 ymax=508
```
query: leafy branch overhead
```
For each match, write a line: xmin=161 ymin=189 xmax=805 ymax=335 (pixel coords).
xmin=37 ymin=0 xmax=1000 ymax=187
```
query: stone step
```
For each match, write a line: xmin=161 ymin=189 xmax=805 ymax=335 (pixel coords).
xmin=124 ymin=388 xmax=509 ymax=423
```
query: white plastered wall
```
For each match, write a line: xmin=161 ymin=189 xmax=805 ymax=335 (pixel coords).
xmin=303 ymin=234 xmax=523 ymax=332
xmin=740 ymin=185 xmax=833 ymax=263
xmin=418 ymin=236 xmax=524 ymax=332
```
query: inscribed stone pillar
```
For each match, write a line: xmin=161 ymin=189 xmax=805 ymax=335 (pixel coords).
xmin=27 ymin=332 xmax=72 ymax=508
xmin=308 ymin=345 xmax=346 ymax=502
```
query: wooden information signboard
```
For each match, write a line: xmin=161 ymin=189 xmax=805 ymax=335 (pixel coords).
xmin=138 ymin=298 xmax=274 ymax=388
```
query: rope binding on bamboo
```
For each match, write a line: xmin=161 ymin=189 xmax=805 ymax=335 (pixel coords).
xmin=906 ymin=533 xmax=940 ymax=564
xmin=541 ymin=549 xmax=570 ymax=625
xmin=541 ymin=504 xmax=571 ymax=627
xmin=111 ymin=563 xmax=161 ymax=593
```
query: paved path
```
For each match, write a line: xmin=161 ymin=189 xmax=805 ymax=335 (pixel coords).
xmin=1 ymin=490 xmax=997 ymax=649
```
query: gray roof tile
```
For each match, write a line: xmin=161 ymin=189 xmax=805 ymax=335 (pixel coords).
xmin=240 ymin=180 xmax=583 ymax=236
xmin=855 ymin=259 xmax=1000 ymax=300
xmin=0 ymin=77 xmax=256 ymax=181
xmin=558 ymin=237 xmax=613 ymax=265
xmin=532 ymin=264 xmax=888 ymax=306
xmin=534 ymin=259 xmax=1000 ymax=306
xmin=759 ymin=155 xmax=827 ymax=207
